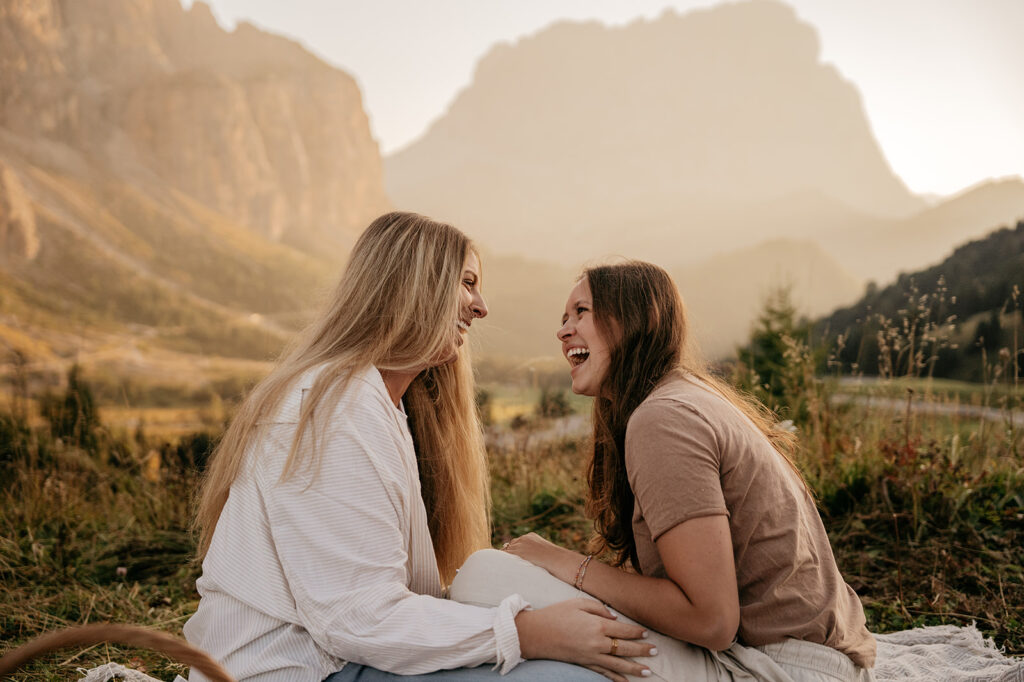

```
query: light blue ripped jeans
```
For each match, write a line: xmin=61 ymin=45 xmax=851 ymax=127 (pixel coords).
xmin=325 ymin=660 xmax=604 ymax=681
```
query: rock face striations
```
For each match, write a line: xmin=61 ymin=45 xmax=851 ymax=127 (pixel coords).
xmin=385 ymin=1 xmax=924 ymax=266
xmin=0 ymin=0 xmax=389 ymax=370
xmin=0 ymin=0 xmax=388 ymax=255
xmin=0 ymin=162 xmax=38 ymax=261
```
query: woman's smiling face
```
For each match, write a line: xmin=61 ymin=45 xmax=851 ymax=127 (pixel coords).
xmin=557 ymin=278 xmax=612 ymax=396
xmin=432 ymin=250 xmax=487 ymax=366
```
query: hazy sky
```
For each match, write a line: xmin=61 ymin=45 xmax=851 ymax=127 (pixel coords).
xmin=185 ymin=0 xmax=1024 ymax=198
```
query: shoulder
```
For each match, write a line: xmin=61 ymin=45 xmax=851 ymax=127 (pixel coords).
xmin=626 ymin=374 xmax=718 ymax=437
xmin=333 ymin=365 xmax=397 ymax=417
xmin=272 ymin=363 xmax=395 ymax=424
xmin=262 ymin=364 xmax=408 ymax=469
xmin=294 ymin=365 xmax=414 ymax=483
xmin=319 ymin=365 xmax=408 ymax=447
xmin=624 ymin=375 xmax=725 ymax=467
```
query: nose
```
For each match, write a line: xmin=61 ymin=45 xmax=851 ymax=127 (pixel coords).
xmin=557 ymin=319 xmax=573 ymax=342
xmin=471 ymin=292 xmax=488 ymax=319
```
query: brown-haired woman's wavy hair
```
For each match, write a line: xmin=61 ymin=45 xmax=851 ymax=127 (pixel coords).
xmin=583 ymin=261 xmax=800 ymax=569
xmin=195 ymin=211 xmax=489 ymax=584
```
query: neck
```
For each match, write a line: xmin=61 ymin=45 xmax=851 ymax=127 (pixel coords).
xmin=379 ymin=369 xmax=419 ymax=408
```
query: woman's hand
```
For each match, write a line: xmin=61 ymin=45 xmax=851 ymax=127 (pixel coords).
xmin=515 ymin=598 xmax=655 ymax=681
xmin=503 ymin=532 xmax=582 ymax=585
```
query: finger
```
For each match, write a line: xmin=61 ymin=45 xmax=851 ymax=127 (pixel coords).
xmin=594 ymin=653 xmax=652 ymax=679
xmin=585 ymin=664 xmax=626 ymax=682
xmin=576 ymin=599 xmax=616 ymax=619
xmin=607 ymin=638 xmax=657 ymax=658
xmin=603 ymin=619 xmax=649 ymax=640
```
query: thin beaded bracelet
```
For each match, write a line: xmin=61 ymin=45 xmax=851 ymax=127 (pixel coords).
xmin=574 ymin=554 xmax=594 ymax=591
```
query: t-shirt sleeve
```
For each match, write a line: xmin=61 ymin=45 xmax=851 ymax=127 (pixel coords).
xmin=624 ymin=398 xmax=729 ymax=541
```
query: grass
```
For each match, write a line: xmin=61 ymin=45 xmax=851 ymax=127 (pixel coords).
xmin=1 ymin=443 xmax=204 ymax=680
xmin=837 ymin=375 xmax=1022 ymax=410
xmin=1 ymin=344 xmax=1022 ymax=679
xmin=479 ymin=382 xmax=592 ymax=424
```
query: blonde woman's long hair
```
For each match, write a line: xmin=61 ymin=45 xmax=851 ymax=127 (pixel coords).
xmin=194 ymin=212 xmax=490 ymax=584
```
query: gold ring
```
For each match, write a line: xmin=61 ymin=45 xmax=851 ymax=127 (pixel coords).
xmin=609 ymin=637 xmax=619 ymax=656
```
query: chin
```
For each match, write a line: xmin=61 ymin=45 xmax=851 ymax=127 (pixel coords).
xmin=570 ymin=381 xmax=594 ymax=397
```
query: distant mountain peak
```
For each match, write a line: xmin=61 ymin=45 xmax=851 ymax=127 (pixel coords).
xmin=385 ymin=0 xmax=923 ymax=266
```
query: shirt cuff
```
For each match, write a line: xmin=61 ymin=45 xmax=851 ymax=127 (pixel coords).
xmin=493 ymin=593 xmax=530 ymax=674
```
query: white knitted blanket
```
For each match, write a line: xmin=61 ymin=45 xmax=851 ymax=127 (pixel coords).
xmin=874 ymin=624 xmax=1024 ymax=682
xmin=77 ymin=662 xmax=164 ymax=681
xmin=77 ymin=625 xmax=1024 ymax=681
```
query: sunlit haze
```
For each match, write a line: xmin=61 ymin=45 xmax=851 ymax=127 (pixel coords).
xmin=185 ymin=0 xmax=1023 ymax=197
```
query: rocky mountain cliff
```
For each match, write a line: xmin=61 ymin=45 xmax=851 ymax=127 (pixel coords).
xmin=0 ymin=0 xmax=388 ymax=387
xmin=0 ymin=0 xmax=388 ymax=255
xmin=0 ymin=162 xmax=38 ymax=260
xmin=385 ymin=1 xmax=925 ymax=266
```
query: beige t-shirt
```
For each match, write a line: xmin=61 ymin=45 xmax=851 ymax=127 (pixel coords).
xmin=624 ymin=373 xmax=876 ymax=668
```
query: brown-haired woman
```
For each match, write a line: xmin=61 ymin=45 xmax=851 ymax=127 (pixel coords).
xmin=185 ymin=214 xmax=654 ymax=681
xmin=504 ymin=261 xmax=876 ymax=681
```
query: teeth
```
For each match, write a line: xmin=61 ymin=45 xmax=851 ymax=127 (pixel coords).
xmin=566 ymin=347 xmax=590 ymax=367
xmin=457 ymin=320 xmax=470 ymax=332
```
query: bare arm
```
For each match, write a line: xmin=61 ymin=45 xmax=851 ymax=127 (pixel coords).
xmin=506 ymin=516 xmax=740 ymax=650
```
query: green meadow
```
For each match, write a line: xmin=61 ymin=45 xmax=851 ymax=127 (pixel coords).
xmin=1 ymin=303 xmax=1022 ymax=680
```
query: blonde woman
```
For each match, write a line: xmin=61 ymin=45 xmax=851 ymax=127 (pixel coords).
xmin=184 ymin=213 xmax=655 ymax=682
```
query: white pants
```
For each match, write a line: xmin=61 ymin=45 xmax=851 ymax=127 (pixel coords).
xmin=450 ymin=550 xmax=874 ymax=682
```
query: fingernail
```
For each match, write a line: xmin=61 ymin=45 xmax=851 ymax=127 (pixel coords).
xmin=649 ymin=647 xmax=658 ymax=656
xmin=641 ymin=670 xmax=652 ymax=677
xmin=641 ymin=630 xmax=649 ymax=638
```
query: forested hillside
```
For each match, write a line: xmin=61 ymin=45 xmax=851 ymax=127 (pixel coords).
xmin=816 ymin=220 xmax=1024 ymax=381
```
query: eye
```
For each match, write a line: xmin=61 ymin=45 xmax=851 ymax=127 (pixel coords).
xmin=576 ymin=305 xmax=589 ymax=315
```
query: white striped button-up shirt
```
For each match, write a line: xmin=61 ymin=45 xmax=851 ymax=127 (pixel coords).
xmin=183 ymin=365 xmax=527 ymax=681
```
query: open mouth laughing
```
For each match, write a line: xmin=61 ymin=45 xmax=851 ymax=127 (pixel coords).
xmin=566 ymin=346 xmax=590 ymax=367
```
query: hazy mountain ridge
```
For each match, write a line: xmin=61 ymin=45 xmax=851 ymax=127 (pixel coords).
xmin=678 ymin=238 xmax=862 ymax=355
xmin=819 ymin=178 xmax=1024 ymax=284
xmin=386 ymin=1 xmax=924 ymax=267
xmin=475 ymin=237 xmax=861 ymax=361
xmin=2 ymin=0 xmax=1021 ymax=389
xmin=385 ymin=1 xmax=1024 ymax=290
